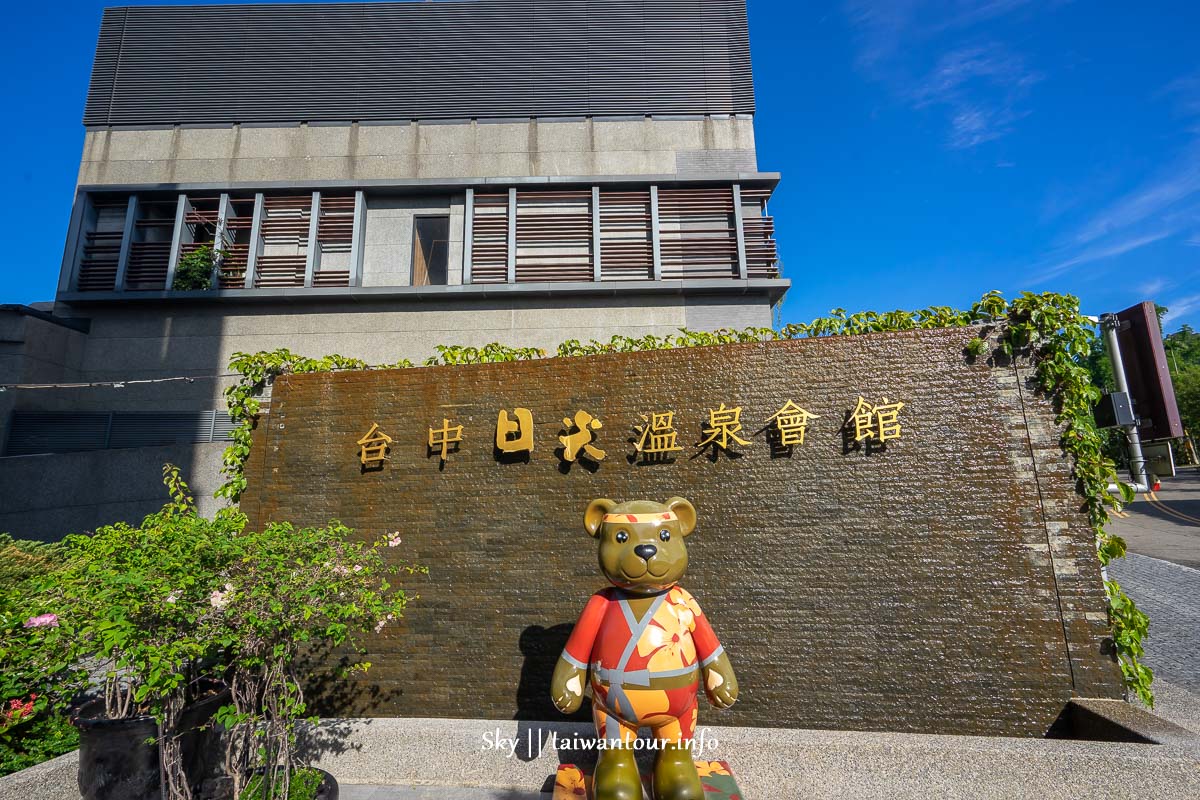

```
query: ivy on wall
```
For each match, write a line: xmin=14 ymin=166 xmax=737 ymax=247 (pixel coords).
xmin=215 ymin=290 xmax=1153 ymax=706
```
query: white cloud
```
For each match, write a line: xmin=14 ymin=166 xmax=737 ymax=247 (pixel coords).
xmin=1030 ymin=231 xmax=1173 ymax=283
xmin=845 ymin=0 xmax=1037 ymax=68
xmin=843 ymin=3 xmax=1045 ymax=148
xmin=1157 ymin=71 xmax=1200 ymax=118
xmin=1026 ymin=140 xmax=1200 ymax=283
xmin=1138 ymin=278 xmax=1171 ymax=297
xmin=1162 ymin=294 xmax=1200 ymax=327
xmin=1071 ymin=147 xmax=1200 ymax=245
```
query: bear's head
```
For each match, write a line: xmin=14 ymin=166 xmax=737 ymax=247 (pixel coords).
xmin=584 ymin=497 xmax=697 ymax=594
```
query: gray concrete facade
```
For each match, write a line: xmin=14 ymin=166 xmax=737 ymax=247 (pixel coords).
xmin=78 ymin=118 xmax=758 ymax=187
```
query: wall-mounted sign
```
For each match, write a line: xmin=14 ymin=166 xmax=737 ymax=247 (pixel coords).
xmin=359 ymin=397 xmax=905 ymax=469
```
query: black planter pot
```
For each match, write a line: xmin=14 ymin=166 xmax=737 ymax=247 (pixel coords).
xmin=315 ymin=769 xmax=338 ymax=800
xmin=74 ymin=709 xmax=159 ymax=800
xmin=74 ymin=682 xmax=230 ymax=800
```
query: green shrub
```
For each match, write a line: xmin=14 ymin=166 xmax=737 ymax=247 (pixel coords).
xmin=172 ymin=245 xmax=218 ymax=291
xmin=0 ymin=711 xmax=78 ymax=777
xmin=0 ymin=535 xmax=79 ymax=777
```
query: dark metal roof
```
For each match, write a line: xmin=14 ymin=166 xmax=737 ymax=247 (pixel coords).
xmin=83 ymin=1 xmax=755 ymax=127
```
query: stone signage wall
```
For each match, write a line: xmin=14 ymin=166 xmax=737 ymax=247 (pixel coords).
xmin=240 ymin=327 xmax=1124 ymax=736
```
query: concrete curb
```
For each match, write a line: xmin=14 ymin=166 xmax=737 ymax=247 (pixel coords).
xmin=5 ymin=697 xmax=1200 ymax=799
xmin=297 ymin=714 xmax=1200 ymax=799
xmin=0 ymin=750 xmax=79 ymax=799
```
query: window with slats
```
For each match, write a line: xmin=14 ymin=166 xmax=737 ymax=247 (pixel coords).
xmin=218 ymin=196 xmax=256 ymax=288
xmin=657 ymin=188 xmax=739 ymax=280
xmin=125 ymin=198 xmax=178 ymax=291
xmin=255 ymin=194 xmax=312 ymax=288
xmin=740 ymin=187 xmax=780 ymax=279
xmin=598 ymin=190 xmax=653 ymax=281
xmin=470 ymin=193 xmax=509 ymax=284
xmin=313 ymin=194 xmax=355 ymax=287
xmin=76 ymin=200 xmax=128 ymax=292
xmin=514 ymin=190 xmax=593 ymax=283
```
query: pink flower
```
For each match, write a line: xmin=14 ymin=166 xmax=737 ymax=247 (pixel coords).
xmin=22 ymin=613 xmax=59 ymax=628
xmin=352 ymin=564 xmax=363 ymax=573
xmin=386 ymin=532 xmax=402 ymax=548
xmin=209 ymin=589 xmax=230 ymax=609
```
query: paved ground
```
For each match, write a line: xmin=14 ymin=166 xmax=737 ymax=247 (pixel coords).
xmin=1108 ymin=467 xmax=1200 ymax=693
xmin=1110 ymin=467 xmax=1200 ymax=568
xmin=1108 ymin=553 xmax=1200 ymax=693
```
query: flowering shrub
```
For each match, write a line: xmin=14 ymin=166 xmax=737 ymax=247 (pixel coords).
xmin=0 ymin=704 xmax=78 ymax=777
xmin=0 ymin=535 xmax=79 ymax=776
xmin=215 ymin=524 xmax=422 ymax=799
xmin=29 ymin=465 xmax=246 ymax=797
xmin=1 ymin=696 xmax=37 ymax=729
xmin=3 ymin=469 xmax=421 ymax=796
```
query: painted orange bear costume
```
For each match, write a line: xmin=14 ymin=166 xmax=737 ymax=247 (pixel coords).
xmin=563 ymin=584 xmax=723 ymax=745
xmin=551 ymin=497 xmax=738 ymax=800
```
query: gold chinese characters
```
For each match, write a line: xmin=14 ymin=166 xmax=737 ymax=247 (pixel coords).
xmin=634 ymin=411 xmax=684 ymax=461
xmin=357 ymin=395 xmax=903 ymax=468
xmin=496 ymin=408 xmax=534 ymax=454
xmin=428 ymin=418 xmax=464 ymax=463
xmin=357 ymin=423 xmax=393 ymax=466
xmin=698 ymin=403 xmax=750 ymax=452
xmin=767 ymin=400 xmax=818 ymax=447
xmin=848 ymin=396 xmax=905 ymax=443
xmin=559 ymin=410 xmax=606 ymax=463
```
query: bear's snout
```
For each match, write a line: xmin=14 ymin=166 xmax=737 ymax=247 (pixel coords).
xmin=633 ymin=543 xmax=658 ymax=561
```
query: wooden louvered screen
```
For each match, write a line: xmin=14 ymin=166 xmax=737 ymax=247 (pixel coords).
xmin=255 ymin=194 xmax=311 ymax=288
xmin=657 ymin=188 xmax=738 ymax=279
xmin=599 ymin=191 xmax=653 ymax=281
xmin=514 ymin=190 xmax=593 ymax=282
xmin=218 ymin=196 xmax=255 ymax=288
xmin=76 ymin=200 xmax=127 ymax=291
xmin=174 ymin=195 xmax=221 ymax=289
xmin=741 ymin=188 xmax=780 ymax=279
xmin=313 ymin=194 xmax=354 ymax=287
xmin=125 ymin=198 xmax=177 ymax=290
xmin=470 ymin=193 xmax=509 ymax=284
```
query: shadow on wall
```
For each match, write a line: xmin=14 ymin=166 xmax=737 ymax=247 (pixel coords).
xmin=514 ymin=624 xmax=595 ymax=767
xmin=0 ymin=303 xmax=229 ymax=541
xmin=2 ymin=288 xmax=753 ymax=542
xmin=296 ymin=649 xmax=408 ymax=763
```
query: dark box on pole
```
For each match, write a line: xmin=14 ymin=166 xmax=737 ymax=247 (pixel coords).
xmin=1115 ymin=301 xmax=1183 ymax=440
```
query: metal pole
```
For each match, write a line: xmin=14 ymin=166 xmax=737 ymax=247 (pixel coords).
xmin=1101 ymin=313 xmax=1151 ymax=493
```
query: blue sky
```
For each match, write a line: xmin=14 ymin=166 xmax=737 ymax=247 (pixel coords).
xmin=2 ymin=0 xmax=1197 ymax=331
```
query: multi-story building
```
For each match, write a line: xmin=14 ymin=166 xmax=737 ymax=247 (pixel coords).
xmin=0 ymin=0 xmax=787 ymax=538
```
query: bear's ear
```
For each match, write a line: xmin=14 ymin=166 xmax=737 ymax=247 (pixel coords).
xmin=666 ymin=497 xmax=697 ymax=537
xmin=584 ymin=498 xmax=617 ymax=538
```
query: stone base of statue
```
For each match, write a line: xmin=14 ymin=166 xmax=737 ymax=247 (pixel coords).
xmin=552 ymin=760 xmax=743 ymax=799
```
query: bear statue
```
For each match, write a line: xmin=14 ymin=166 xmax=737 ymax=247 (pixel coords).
xmin=550 ymin=496 xmax=738 ymax=800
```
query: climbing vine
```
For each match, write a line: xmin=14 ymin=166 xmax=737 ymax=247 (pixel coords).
xmin=216 ymin=290 xmax=1152 ymax=705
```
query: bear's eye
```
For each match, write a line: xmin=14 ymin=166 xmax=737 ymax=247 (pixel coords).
xmin=615 ymin=531 xmax=629 ymax=543
xmin=659 ymin=529 xmax=671 ymax=542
